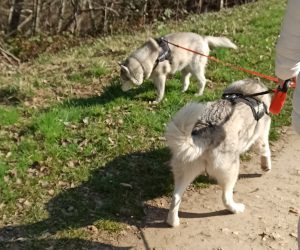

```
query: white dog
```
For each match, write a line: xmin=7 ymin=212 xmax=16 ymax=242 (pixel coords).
xmin=165 ymin=78 xmax=272 ymax=227
xmin=119 ymin=32 xmax=237 ymax=103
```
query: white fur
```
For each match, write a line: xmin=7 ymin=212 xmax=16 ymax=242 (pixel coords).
xmin=165 ymin=103 xmax=209 ymax=162
xmin=120 ymin=32 xmax=237 ymax=103
xmin=165 ymin=79 xmax=272 ymax=227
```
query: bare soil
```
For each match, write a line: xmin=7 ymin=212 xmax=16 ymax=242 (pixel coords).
xmin=115 ymin=127 xmax=300 ymax=250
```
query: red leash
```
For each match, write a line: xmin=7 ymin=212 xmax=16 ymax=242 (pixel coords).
xmin=163 ymin=39 xmax=296 ymax=114
xmin=164 ymin=39 xmax=280 ymax=83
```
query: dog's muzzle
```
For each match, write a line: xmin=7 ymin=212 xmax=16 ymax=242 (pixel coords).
xmin=121 ymin=81 xmax=134 ymax=92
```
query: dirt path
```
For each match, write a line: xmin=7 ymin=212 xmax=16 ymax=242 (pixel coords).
xmin=118 ymin=127 xmax=300 ymax=250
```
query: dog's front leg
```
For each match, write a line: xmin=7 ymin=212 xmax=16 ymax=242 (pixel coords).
xmin=152 ymin=75 xmax=166 ymax=104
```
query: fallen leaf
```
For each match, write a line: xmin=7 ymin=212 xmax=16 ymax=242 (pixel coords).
xmin=289 ymin=232 xmax=297 ymax=239
xmin=82 ymin=117 xmax=89 ymax=125
xmin=67 ymin=161 xmax=75 ymax=168
xmin=108 ymin=137 xmax=115 ymax=145
xmin=289 ymin=207 xmax=299 ymax=215
xmin=48 ymin=189 xmax=55 ymax=196
xmin=87 ymin=225 xmax=98 ymax=233
xmin=15 ymin=178 xmax=22 ymax=185
xmin=120 ymin=183 xmax=133 ymax=189
xmin=3 ymin=176 xmax=9 ymax=183
xmin=7 ymin=168 xmax=17 ymax=178
xmin=23 ymin=200 xmax=32 ymax=207
xmin=39 ymin=180 xmax=49 ymax=188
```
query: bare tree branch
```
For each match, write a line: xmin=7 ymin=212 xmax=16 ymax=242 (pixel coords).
xmin=80 ymin=6 xmax=119 ymax=16
xmin=0 ymin=45 xmax=20 ymax=65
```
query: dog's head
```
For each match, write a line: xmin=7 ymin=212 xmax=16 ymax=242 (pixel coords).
xmin=119 ymin=38 xmax=160 ymax=92
xmin=119 ymin=59 xmax=144 ymax=92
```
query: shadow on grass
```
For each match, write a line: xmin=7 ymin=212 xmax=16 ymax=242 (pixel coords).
xmin=0 ymin=85 xmax=25 ymax=105
xmin=0 ymin=147 xmax=235 ymax=248
xmin=64 ymin=77 xmax=184 ymax=108
xmin=0 ymin=148 xmax=173 ymax=248
xmin=65 ymin=78 xmax=156 ymax=107
xmin=0 ymin=238 xmax=131 ymax=250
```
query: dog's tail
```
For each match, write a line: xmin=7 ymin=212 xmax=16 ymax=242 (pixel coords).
xmin=205 ymin=36 xmax=237 ymax=49
xmin=165 ymin=103 xmax=209 ymax=162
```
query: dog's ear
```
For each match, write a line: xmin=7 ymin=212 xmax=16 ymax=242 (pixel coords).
xmin=148 ymin=38 xmax=160 ymax=50
xmin=120 ymin=64 xmax=130 ymax=75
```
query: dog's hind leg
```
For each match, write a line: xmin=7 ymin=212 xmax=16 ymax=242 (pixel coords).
xmin=153 ymin=75 xmax=167 ymax=103
xmin=167 ymin=165 xmax=200 ymax=227
xmin=181 ymin=69 xmax=192 ymax=92
xmin=215 ymin=156 xmax=245 ymax=214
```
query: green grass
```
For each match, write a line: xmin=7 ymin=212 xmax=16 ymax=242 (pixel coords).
xmin=0 ymin=107 xmax=20 ymax=125
xmin=0 ymin=0 xmax=290 ymax=248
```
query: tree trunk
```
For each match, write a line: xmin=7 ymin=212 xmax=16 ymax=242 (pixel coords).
xmin=87 ymin=0 xmax=96 ymax=32
xmin=58 ymin=0 xmax=67 ymax=33
xmin=8 ymin=0 xmax=24 ymax=36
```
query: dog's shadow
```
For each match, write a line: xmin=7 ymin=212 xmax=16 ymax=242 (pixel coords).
xmin=144 ymin=204 xmax=232 ymax=228
xmin=0 ymin=238 xmax=131 ymax=250
xmin=65 ymin=77 xmax=157 ymax=107
xmin=0 ymin=146 xmax=265 ymax=248
xmin=0 ymin=148 xmax=174 ymax=248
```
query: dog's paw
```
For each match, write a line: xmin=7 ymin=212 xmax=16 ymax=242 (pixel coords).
xmin=261 ymin=165 xmax=271 ymax=172
xmin=150 ymin=99 xmax=161 ymax=105
xmin=166 ymin=213 xmax=180 ymax=227
xmin=194 ymin=92 xmax=203 ymax=97
xmin=261 ymin=156 xmax=271 ymax=172
xmin=228 ymin=203 xmax=245 ymax=214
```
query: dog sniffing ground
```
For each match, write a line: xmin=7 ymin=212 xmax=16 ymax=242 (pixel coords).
xmin=110 ymin=127 xmax=300 ymax=250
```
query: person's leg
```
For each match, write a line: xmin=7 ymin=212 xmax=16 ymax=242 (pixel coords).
xmin=292 ymin=73 xmax=300 ymax=135
xmin=298 ymin=216 xmax=300 ymax=250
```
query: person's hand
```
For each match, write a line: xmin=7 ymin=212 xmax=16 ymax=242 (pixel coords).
xmin=278 ymin=77 xmax=297 ymax=88
xmin=278 ymin=78 xmax=285 ymax=86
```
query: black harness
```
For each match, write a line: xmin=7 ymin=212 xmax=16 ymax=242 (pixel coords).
xmin=152 ymin=37 xmax=171 ymax=71
xmin=222 ymin=91 xmax=270 ymax=121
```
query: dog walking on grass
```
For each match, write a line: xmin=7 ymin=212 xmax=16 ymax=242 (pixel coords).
xmin=119 ymin=32 xmax=237 ymax=103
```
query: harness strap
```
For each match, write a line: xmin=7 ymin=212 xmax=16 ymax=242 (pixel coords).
xmin=152 ymin=37 xmax=171 ymax=71
xmin=223 ymin=89 xmax=274 ymax=98
xmin=222 ymin=93 xmax=269 ymax=121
